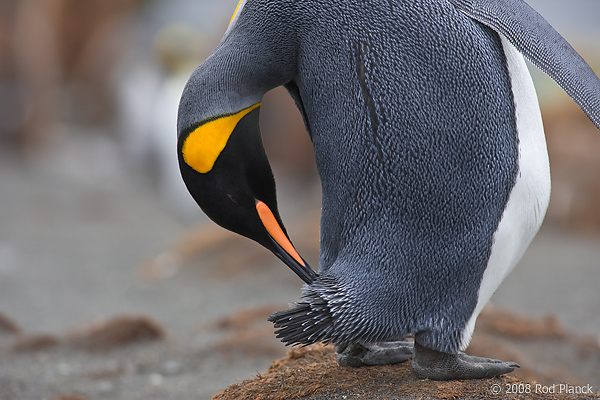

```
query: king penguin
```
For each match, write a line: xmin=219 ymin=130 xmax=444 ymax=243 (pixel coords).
xmin=177 ymin=0 xmax=600 ymax=380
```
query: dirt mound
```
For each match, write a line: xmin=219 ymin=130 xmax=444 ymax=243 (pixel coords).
xmin=212 ymin=344 xmax=599 ymax=400
xmin=211 ymin=306 xmax=600 ymax=400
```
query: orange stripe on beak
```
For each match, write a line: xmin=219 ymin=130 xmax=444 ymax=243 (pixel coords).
xmin=256 ymin=200 xmax=306 ymax=267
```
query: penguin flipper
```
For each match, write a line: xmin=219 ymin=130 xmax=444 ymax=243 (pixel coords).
xmin=449 ymin=0 xmax=600 ymax=129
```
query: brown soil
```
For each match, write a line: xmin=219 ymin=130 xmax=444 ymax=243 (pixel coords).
xmin=212 ymin=344 xmax=599 ymax=400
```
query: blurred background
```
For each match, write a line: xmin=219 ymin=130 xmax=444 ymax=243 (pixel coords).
xmin=0 ymin=0 xmax=599 ymax=399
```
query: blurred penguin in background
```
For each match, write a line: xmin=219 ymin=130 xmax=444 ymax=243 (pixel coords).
xmin=150 ymin=25 xmax=207 ymax=221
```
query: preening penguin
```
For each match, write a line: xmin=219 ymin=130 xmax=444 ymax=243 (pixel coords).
xmin=177 ymin=0 xmax=600 ymax=380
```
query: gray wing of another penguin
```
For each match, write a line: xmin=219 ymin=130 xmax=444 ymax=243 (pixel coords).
xmin=449 ymin=0 xmax=600 ymax=130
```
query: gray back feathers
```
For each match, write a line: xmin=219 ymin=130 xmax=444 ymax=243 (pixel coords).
xmin=450 ymin=0 xmax=600 ymax=129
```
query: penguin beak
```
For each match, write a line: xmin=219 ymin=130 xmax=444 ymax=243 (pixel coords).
xmin=255 ymin=200 xmax=317 ymax=284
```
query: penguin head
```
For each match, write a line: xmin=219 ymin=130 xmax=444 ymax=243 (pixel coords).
xmin=177 ymin=95 xmax=316 ymax=283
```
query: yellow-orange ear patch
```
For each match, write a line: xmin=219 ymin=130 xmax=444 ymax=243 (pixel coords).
xmin=256 ymin=201 xmax=306 ymax=267
xmin=182 ymin=103 xmax=260 ymax=174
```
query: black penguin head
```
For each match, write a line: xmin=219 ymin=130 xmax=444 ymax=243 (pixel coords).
xmin=177 ymin=102 xmax=316 ymax=283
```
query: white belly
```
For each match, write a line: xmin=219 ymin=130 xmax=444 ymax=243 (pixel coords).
xmin=459 ymin=33 xmax=552 ymax=350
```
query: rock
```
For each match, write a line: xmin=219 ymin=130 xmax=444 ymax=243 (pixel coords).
xmin=0 ymin=310 xmax=21 ymax=336
xmin=67 ymin=315 xmax=166 ymax=351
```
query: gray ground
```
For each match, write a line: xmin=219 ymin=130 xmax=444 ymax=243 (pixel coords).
xmin=0 ymin=130 xmax=599 ymax=400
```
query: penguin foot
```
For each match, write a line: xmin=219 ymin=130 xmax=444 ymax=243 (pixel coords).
xmin=411 ymin=342 xmax=519 ymax=380
xmin=336 ymin=341 xmax=414 ymax=367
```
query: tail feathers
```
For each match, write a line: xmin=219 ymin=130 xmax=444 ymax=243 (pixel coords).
xmin=268 ymin=299 xmax=336 ymax=346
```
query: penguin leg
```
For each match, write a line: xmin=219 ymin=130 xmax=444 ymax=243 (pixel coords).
xmin=411 ymin=341 xmax=519 ymax=380
xmin=336 ymin=341 xmax=414 ymax=367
